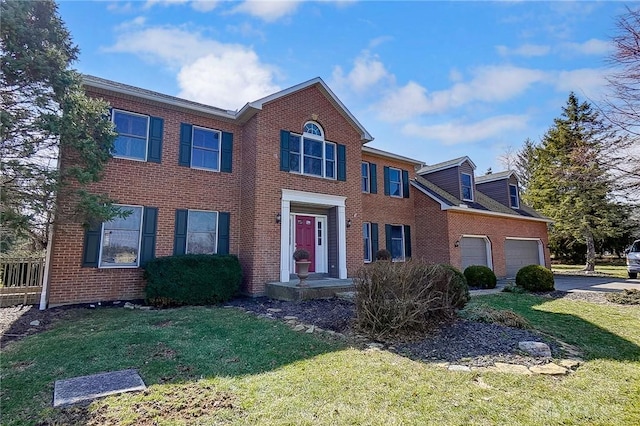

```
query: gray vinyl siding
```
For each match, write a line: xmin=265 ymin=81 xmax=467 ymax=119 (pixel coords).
xmin=420 ymin=167 xmax=461 ymax=199
xmin=477 ymin=180 xmax=508 ymax=206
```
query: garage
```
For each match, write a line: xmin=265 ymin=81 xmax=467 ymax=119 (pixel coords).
xmin=505 ymin=239 xmax=542 ymax=277
xmin=460 ymin=236 xmax=491 ymax=270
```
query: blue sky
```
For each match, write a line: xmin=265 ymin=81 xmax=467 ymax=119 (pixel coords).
xmin=57 ymin=0 xmax=626 ymax=174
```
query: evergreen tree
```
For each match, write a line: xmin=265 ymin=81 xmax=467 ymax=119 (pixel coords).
xmin=524 ymin=93 xmax=624 ymax=271
xmin=1 ymin=0 xmax=120 ymax=251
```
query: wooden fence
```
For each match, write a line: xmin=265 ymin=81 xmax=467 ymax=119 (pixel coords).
xmin=0 ymin=256 xmax=45 ymax=307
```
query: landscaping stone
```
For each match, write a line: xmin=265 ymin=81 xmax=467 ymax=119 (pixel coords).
xmin=305 ymin=325 xmax=315 ymax=333
xmin=29 ymin=320 xmax=40 ymax=326
xmin=448 ymin=365 xmax=471 ymax=372
xmin=283 ymin=316 xmax=298 ymax=320
xmin=493 ymin=362 xmax=532 ymax=375
xmin=53 ymin=369 xmax=146 ymax=407
xmin=558 ymin=359 xmax=582 ymax=369
xmin=366 ymin=342 xmax=384 ymax=350
xmin=529 ymin=363 xmax=569 ymax=375
xmin=518 ymin=341 xmax=552 ymax=358
xmin=292 ymin=324 xmax=306 ymax=332
xmin=267 ymin=308 xmax=282 ymax=313
xmin=123 ymin=302 xmax=135 ymax=310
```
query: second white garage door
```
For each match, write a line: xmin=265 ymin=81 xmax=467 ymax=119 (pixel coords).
xmin=460 ymin=237 xmax=490 ymax=270
xmin=505 ymin=239 xmax=541 ymax=277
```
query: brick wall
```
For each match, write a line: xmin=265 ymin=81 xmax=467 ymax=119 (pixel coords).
xmin=412 ymin=191 xmax=452 ymax=265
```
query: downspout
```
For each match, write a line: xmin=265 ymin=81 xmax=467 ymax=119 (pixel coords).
xmin=38 ymin=220 xmax=55 ymax=310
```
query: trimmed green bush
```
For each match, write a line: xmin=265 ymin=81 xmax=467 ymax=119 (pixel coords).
xmin=144 ymin=254 xmax=242 ymax=307
xmin=463 ymin=265 xmax=497 ymax=289
xmin=438 ymin=264 xmax=470 ymax=309
xmin=515 ymin=264 xmax=555 ymax=292
xmin=354 ymin=261 xmax=470 ymax=338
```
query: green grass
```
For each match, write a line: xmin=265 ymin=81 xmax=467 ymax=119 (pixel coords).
xmin=2 ymin=297 xmax=640 ymax=425
xmin=552 ymin=263 xmax=629 ymax=279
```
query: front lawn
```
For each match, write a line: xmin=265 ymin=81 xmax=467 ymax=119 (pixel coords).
xmin=2 ymin=296 xmax=639 ymax=425
xmin=552 ymin=263 xmax=629 ymax=279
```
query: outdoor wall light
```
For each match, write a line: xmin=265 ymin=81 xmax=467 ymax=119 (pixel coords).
xmin=347 ymin=219 xmax=352 ymax=228
xmin=454 ymin=240 xmax=460 ymax=247
xmin=276 ymin=213 xmax=281 ymax=224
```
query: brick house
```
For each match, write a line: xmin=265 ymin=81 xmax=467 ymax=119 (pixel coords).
xmin=42 ymin=76 xmax=550 ymax=307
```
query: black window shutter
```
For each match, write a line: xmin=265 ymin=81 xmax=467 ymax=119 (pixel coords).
xmin=280 ymin=130 xmax=290 ymax=171
xmin=385 ymin=224 xmax=392 ymax=253
xmin=337 ymin=144 xmax=346 ymax=181
xmin=221 ymin=131 xmax=233 ymax=173
xmin=147 ymin=117 xmax=163 ymax=163
xmin=370 ymin=163 xmax=378 ymax=194
xmin=383 ymin=166 xmax=390 ymax=196
xmin=217 ymin=212 xmax=230 ymax=255
xmin=179 ymin=123 xmax=192 ymax=167
xmin=402 ymin=169 xmax=410 ymax=198
xmin=403 ymin=225 xmax=412 ymax=258
xmin=81 ymin=222 xmax=102 ymax=267
xmin=371 ymin=223 xmax=379 ymax=256
xmin=174 ymin=209 xmax=188 ymax=255
xmin=140 ymin=207 xmax=158 ymax=266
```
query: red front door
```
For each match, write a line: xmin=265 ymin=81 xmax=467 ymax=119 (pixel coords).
xmin=295 ymin=215 xmax=315 ymax=272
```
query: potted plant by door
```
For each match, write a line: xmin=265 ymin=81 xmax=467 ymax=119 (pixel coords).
xmin=293 ymin=248 xmax=311 ymax=287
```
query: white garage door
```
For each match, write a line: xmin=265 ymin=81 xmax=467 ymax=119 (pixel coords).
xmin=505 ymin=239 xmax=541 ymax=277
xmin=461 ymin=237 xmax=489 ymax=270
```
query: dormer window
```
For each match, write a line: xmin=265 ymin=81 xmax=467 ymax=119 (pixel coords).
xmin=509 ymin=184 xmax=519 ymax=209
xmin=461 ymin=173 xmax=474 ymax=201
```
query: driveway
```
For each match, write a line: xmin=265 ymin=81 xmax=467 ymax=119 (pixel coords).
xmin=552 ymin=275 xmax=640 ymax=293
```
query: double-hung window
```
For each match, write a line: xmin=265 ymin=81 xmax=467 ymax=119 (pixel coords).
xmin=186 ymin=210 xmax=219 ymax=254
xmin=191 ymin=126 xmax=221 ymax=171
xmin=362 ymin=162 xmax=370 ymax=193
xmin=112 ymin=110 xmax=149 ymax=161
xmin=363 ymin=222 xmax=372 ymax=262
xmin=99 ymin=205 xmax=144 ymax=267
xmin=287 ymin=122 xmax=337 ymax=179
xmin=509 ymin=184 xmax=519 ymax=209
xmin=390 ymin=225 xmax=405 ymax=261
xmin=461 ymin=173 xmax=474 ymax=201
xmin=388 ymin=167 xmax=402 ymax=197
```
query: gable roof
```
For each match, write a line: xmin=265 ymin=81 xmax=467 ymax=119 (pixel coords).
xmin=241 ymin=77 xmax=373 ymax=142
xmin=412 ymin=176 xmax=551 ymax=223
xmin=82 ymin=75 xmax=373 ymax=142
xmin=362 ymin=146 xmax=424 ymax=166
xmin=476 ymin=170 xmax=517 ymax=184
xmin=416 ymin=156 xmax=477 ymax=175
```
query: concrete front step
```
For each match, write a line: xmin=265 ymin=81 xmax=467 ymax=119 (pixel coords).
xmin=266 ymin=278 xmax=354 ymax=301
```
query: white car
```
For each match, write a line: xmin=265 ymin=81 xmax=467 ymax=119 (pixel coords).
xmin=626 ymin=240 xmax=640 ymax=279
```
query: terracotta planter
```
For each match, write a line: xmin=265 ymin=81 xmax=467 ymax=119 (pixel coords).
xmin=295 ymin=260 xmax=311 ymax=287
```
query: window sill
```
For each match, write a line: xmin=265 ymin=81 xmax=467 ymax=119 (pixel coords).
xmin=113 ymin=155 xmax=147 ymax=162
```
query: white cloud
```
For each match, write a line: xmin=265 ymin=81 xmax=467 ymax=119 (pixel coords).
xmin=402 ymin=115 xmax=529 ymax=145
xmin=231 ymin=0 xmax=302 ymax=22
xmin=332 ymin=51 xmax=393 ymax=94
xmin=106 ymin=26 xmax=280 ymax=109
xmin=144 ymin=0 xmax=189 ymax=9
xmin=375 ymin=65 xmax=546 ymax=122
xmin=191 ymin=1 xmax=219 ymax=12
xmin=496 ymin=43 xmax=551 ymax=57
xmin=552 ymin=68 xmax=608 ymax=99
xmin=561 ymin=38 xmax=612 ymax=55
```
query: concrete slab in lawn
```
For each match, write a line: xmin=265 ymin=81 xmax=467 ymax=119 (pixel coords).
xmin=53 ymin=369 xmax=146 ymax=407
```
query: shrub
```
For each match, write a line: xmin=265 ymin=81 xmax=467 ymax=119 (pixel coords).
xmin=375 ymin=249 xmax=392 ymax=261
xmin=293 ymin=249 xmax=310 ymax=261
xmin=144 ymin=254 xmax=242 ymax=307
xmin=437 ymin=264 xmax=470 ymax=309
xmin=463 ymin=265 xmax=497 ymax=289
xmin=605 ymin=289 xmax=640 ymax=305
xmin=515 ymin=264 xmax=555 ymax=292
xmin=459 ymin=304 xmax=530 ymax=329
xmin=502 ymin=284 xmax=527 ymax=294
xmin=354 ymin=261 xmax=470 ymax=339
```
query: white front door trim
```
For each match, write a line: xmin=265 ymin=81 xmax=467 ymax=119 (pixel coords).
xmin=280 ymin=190 xmax=347 ymax=282
xmin=289 ymin=214 xmax=328 ymax=274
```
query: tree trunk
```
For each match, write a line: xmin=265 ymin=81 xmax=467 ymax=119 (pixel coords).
xmin=585 ymin=230 xmax=596 ymax=272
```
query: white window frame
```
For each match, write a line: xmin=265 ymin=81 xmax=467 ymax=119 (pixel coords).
xmin=111 ymin=109 xmax=149 ymax=162
xmin=190 ymin=126 xmax=221 ymax=172
xmin=389 ymin=167 xmax=403 ymax=198
xmin=509 ymin=184 xmax=519 ymax=209
xmin=363 ymin=222 xmax=372 ymax=263
xmin=362 ymin=162 xmax=370 ymax=193
xmin=461 ymin=173 xmax=474 ymax=202
xmin=390 ymin=224 xmax=405 ymax=262
xmin=288 ymin=122 xmax=336 ymax=180
xmin=185 ymin=209 xmax=219 ymax=255
xmin=98 ymin=204 xmax=144 ymax=269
